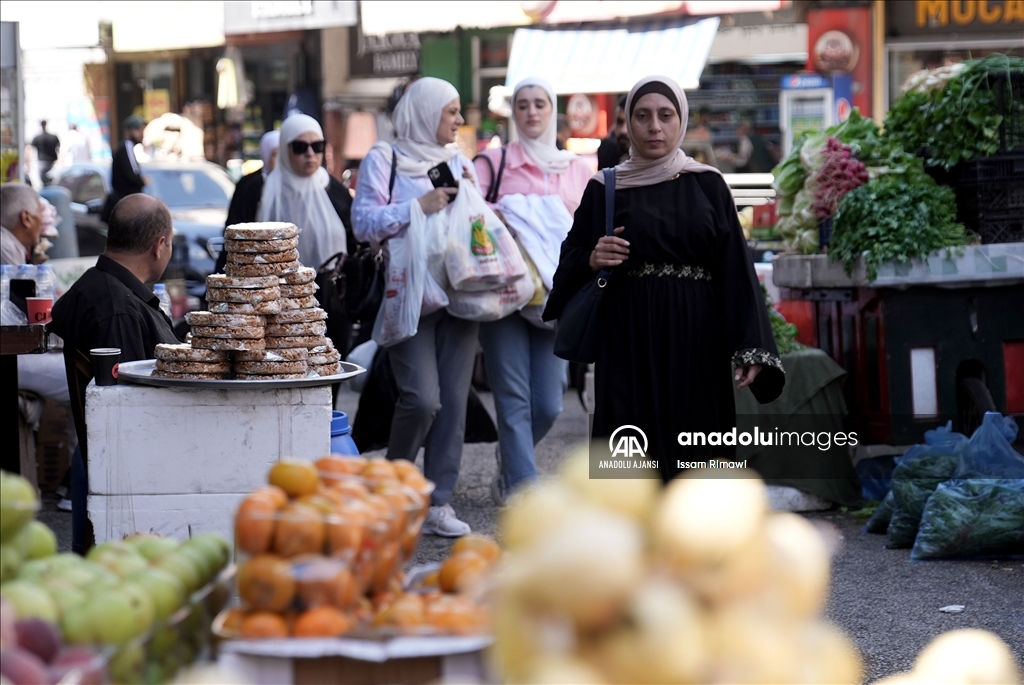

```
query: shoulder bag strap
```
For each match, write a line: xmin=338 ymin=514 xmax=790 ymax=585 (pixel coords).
xmin=596 ymin=167 xmax=616 ymax=285
xmin=473 ymin=148 xmax=507 ymax=203
xmin=387 ymin=147 xmax=397 ymax=205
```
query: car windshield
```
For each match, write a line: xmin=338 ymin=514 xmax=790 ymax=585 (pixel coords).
xmin=145 ymin=168 xmax=234 ymax=209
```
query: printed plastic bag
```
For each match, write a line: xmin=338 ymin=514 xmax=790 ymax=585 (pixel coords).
xmin=446 ymin=183 xmax=526 ymax=292
xmin=371 ymin=200 xmax=428 ymax=347
xmin=911 ymin=478 xmax=1024 ymax=560
xmin=885 ymin=422 xmax=966 ymax=548
xmin=446 ymin=276 xmax=535 ymax=322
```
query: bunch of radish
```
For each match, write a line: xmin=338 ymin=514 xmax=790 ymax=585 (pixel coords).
xmin=810 ymin=137 xmax=869 ymax=220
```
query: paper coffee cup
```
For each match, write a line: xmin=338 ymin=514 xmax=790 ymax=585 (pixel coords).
xmin=26 ymin=297 xmax=53 ymax=324
xmin=90 ymin=348 xmax=121 ymax=386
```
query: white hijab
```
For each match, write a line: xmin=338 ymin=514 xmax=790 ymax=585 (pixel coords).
xmin=259 ymin=130 xmax=280 ymax=178
xmin=510 ymin=77 xmax=576 ymax=175
xmin=258 ymin=114 xmax=347 ymax=267
xmin=386 ymin=77 xmax=461 ymax=176
xmin=595 ymin=75 xmax=721 ymax=189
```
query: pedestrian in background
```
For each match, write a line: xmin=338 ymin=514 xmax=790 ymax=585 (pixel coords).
xmin=215 ymin=131 xmax=280 ymax=274
xmin=102 ymin=115 xmax=148 ymax=223
xmin=555 ymin=113 xmax=571 ymax=150
xmin=544 ymin=76 xmax=785 ymax=483
xmin=0 ymin=184 xmax=43 ymax=265
xmin=61 ymin=123 xmax=91 ymax=166
xmin=596 ymin=95 xmax=629 ymax=169
xmin=258 ymin=115 xmax=355 ymax=354
xmin=474 ymin=77 xmax=592 ymax=505
xmin=30 ymin=120 xmax=60 ymax=186
xmin=351 ymin=76 xmax=478 ymax=537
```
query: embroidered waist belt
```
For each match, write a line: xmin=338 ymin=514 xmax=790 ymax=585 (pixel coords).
xmin=626 ymin=263 xmax=712 ymax=280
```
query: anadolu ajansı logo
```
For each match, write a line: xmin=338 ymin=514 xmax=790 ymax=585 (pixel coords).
xmin=609 ymin=425 xmax=648 ymax=459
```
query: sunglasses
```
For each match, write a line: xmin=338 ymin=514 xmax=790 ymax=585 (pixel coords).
xmin=290 ymin=140 xmax=325 ymax=155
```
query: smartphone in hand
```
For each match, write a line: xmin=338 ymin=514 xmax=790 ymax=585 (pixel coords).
xmin=428 ymin=161 xmax=459 ymax=194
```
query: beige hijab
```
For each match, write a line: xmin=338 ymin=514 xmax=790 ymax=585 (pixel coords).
xmin=595 ymin=75 xmax=721 ymax=188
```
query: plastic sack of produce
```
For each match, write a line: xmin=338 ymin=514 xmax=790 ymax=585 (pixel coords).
xmin=910 ymin=412 xmax=1024 ymax=560
xmin=885 ymin=422 xmax=966 ymax=548
xmin=446 ymin=183 xmax=526 ymax=292
xmin=446 ymin=275 xmax=535 ymax=322
xmin=865 ymin=490 xmax=895 ymax=534
xmin=372 ymin=200 xmax=429 ymax=347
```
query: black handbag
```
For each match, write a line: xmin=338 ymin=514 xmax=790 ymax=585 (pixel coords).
xmin=553 ymin=168 xmax=616 ymax=363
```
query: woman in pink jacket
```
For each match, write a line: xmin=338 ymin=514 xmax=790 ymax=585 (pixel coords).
xmin=474 ymin=77 xmax=592 ymax=504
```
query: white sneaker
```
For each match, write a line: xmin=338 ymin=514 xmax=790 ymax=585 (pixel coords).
xmin=57 ymin=498 xmax=72 ymax=512
xmin=422 ymin=503 xmax=471 ymax=537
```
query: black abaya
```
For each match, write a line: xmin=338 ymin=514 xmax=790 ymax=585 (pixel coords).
xmin=545 ymin=172 xmax=785 ymax=481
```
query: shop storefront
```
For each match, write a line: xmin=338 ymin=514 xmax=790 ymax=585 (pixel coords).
xmin=885 ymin=0 xmax=1024 ymax=107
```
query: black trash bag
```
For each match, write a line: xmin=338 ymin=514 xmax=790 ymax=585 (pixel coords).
xmin=865 ymin=490 xmax=895 ymax=534
xmin=886 ymin=422 xmax=966 ymax=548
xmin=351 ymin=346 xmax=497 ymax=454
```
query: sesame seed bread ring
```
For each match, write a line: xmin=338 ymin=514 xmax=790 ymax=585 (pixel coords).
xmin=191 ymin=337 xmax=266 ymax=351
xmin=279 ymin=296 xmax=320 ymax=310
xmin=279 ymin=266 xmax=317 ymax=285
xmin=265 ymin=321 xmax=327 ymax=337
xmin=205 ymin=286 xmax=281 ymax=304
xmin=190 ymin=325 xmax=265 ymax=340
xmin=153 ymin=370 xmax=230 ymax=380
xmin=225 ymin=261 xmax=301 ymax=278
xmin=309 ymin=362 xmax=342 ymax=377
xmin=234 ymin=347 xmax=309 ymax=362
xmin=185 ymin=311 xmax=265 ymax=328
xmin=208 ymin=300 xmax=282 ymax=315
xmin=265 ymin=335 xmax=326 ymax=349
xmin=234 ymin=360 xmax=309 ymax=375
xmin=155 ymin=360 xmax=232 ymax=374
xmin=225 ymin=237 xmax=298 ymax=253
xmin=279 ymin=282 xmax=318 ymax=298
xmin=308 ymin=349 xmax=342 ymax=366
xmin=154 ymin=344 xmax=229 ymax=363
xmin=225 ymin=222 xmax=298 ymax=241
xmin=267 ymin=308 xmax=327 ymax=324
xmin=206 ymin=274 xmax=278 ymax=289
xmin=226 ymin=248 xmax=300 ymax=265
xmin=234 ymin=372 xmax=309 ymax=380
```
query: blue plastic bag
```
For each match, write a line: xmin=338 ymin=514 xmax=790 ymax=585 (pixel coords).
xmin=955 ymin=412 xmax=1023 ymax=480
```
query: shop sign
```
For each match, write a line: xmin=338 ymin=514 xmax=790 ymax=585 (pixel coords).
xmin=813 ymin=30 xmax=858 ymax=73
xmin=566 ymin=94 xmax=599 ymax=137
xmin=224 ymin=1 xmax=356 ymax=34
xmin=889 ymin=0 xmax=1024 ymax=36
xmin=348 ymin=26 xmax=420 ymax=78
xmin=144 ymin=90 xmax=171 ymax=122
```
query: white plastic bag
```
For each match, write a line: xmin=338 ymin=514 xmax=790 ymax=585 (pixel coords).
xmin=371 ymin=201 xmax=429 ymax=347
xmin=446 ymin=275 xmax=535 ymax=322
xmin=446 ymin=183 xmax=526 ymax=292
xmin=421 ymin=205 xmax=450 ymax=316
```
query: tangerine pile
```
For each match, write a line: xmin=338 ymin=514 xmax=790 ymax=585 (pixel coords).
xmin=224 ymin=457 xmax=435 ymax=639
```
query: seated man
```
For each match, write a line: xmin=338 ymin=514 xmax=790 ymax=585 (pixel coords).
xmin=1 ymin=183 xmax=42 ymax=265
xmin=49 ymin=194 xmax=181 ymax=551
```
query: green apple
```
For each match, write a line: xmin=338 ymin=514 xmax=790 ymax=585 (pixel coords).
xmin=86 ymin=542 xmax=148 ymax=578
xmin=81 ymin=589 xmax=141 ymax=646
xmin=14 ymin=521 xmax=58 ymax=560
xmin=16 ymin=557 xmax=57 ymax=582
xmin=0 ymin=580 xmax=59 ymax=622
xmin=118 ymin=582 xmax=156 ymax=637
xmin=124 ymin=534 xmax=179 ymax=562
xmin=154 ymin=552 xmax=202 ymax=595
xmin=127 ymin=567 xmax=185 ymax=623
xmin=185 ymin=533 xmax=230 ymax=573
xmin=147 ymin=624 xmax=178 ymax=661
xmin=41 ymin=580 xmax=88 ymax=619
xmin=60 ymin=601 xmax=97 ymax=645
xmin=0 ymin=471 xmax=38 ymax=542
xmin=0 ymin=543 xmax=21 ymax=583
xmin=108 ymin=643 xmax=145 ymax=685
xmin=175 ymin=545 xmax=213 ymax=585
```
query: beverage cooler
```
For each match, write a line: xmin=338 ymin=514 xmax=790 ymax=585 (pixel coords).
xmin=778 ymin=73 xmax=854 ymax=157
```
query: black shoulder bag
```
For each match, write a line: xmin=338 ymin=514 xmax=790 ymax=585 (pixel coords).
xmin=474 ymin=147 xmax=507 ymax=203
xmin=316 ymin=148 xmax=396 ymax=324
xmin=552 ymin=167 xmax=616 ymax=363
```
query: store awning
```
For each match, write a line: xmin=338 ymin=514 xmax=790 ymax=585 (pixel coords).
xmin=505 ymin=18 xmax=720 ymax=94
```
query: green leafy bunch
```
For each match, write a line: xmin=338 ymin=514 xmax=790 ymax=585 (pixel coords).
xmin=761 ymin=283 xmax=802 ymax=355
xmin=884 ymin=54 xmax=1024 ymax=170
xmin=831 ymin=168 xmax=970 ymax=280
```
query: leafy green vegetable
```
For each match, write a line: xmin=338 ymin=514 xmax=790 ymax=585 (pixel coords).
xmin=911 ymin=479 xmax=1024 ymax=560
xmin=884 ymin=54 xmax=1024 ymax=170
xmin=830 ymin=164 xmax=970 ymax=280
xmin=761 ymin=284 xmax=802 ymax=355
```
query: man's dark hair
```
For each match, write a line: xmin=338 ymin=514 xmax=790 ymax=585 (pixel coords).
xmin=617 ymin=95 xmax=627 ymax=110
xmin=40 ymin=120 xmax=48 ymax=129
xmin=106 ymin=197 xmax=172 ymax=255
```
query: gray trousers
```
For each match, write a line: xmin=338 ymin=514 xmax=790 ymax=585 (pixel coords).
xmin=386 ymin=309 xmax=479 ymax=506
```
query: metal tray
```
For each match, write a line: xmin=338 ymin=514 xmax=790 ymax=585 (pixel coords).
xmin=116 ymin=359 xmax=365 ymax=390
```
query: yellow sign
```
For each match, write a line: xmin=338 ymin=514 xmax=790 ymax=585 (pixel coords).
xmin=144 ymin=89 xmax=171 ymax=122
xmin=916 ymin=0 xmax=1024 ymax=27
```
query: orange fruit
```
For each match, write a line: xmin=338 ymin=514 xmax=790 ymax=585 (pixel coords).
xmin=293 ymin=606 xmax=354 ymax=638
xmin=425 ymin=594 xmax=483 ymax=635
xmin=391 ymin=459 xmax=420 ymax=481
xmin=268 ymin=461 xmax=321 ymax=497
xmin=361 ymin=458 xmax=399 ymax=484
xmin=252 ymin=485 xmax=288 ymax=509
xmin=372 ymin=593 xmax=425 ymax=630
xmin=235 ymin=495 xmax=277 ymax=555
xmin=370 ymin=541 xmax=402 ymax=594
xmin=294 ymin=556 xmax=357 ymax=609
xmin=421 ymin=570 xmax=440 ymax=589
xmin=217 ymin=607 xmax=247 ymax=637
xmin=238 ymin=554 xmax=296 ymax=611
xmin=364 ymin=494 xmax=402 ymax=542
xmin=438 ymin=552 xmax=490 ymax=594
xmin=325 ymin=509 xmax=365 ymax=558
xmin=451 ymin=535 xmax=502 ymax=564
xmin=239 ymin=611 xmax=289 ymax=639
xmin=316 ymin=456 xmax=366 ymax=484
xmin=296 ymin=493 xmax=336 ymax=516
xmin=273 ymin=503 xmax=326 ymax=558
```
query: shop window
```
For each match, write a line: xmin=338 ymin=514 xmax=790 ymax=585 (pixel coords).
xmin=472 ymin=34 xmax=512 ymax=107
xmin=887 ymin=44 xmax=1024 ymax=108
xmin=910 ymin=348 xmax=939 ymax=418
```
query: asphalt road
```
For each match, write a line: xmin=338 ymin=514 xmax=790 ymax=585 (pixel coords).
xmin=41 ymin=384 xmax=1023 ymax=682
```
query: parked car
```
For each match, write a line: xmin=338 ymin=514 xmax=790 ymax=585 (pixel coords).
xmin=54 ymin=160 xmax=235 ymax=293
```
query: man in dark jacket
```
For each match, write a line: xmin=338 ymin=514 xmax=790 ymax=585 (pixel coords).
xmin=596 ymin=96 xmax=630 ymax=170
xmin=101 ymin=115 xmax=148 ymax=223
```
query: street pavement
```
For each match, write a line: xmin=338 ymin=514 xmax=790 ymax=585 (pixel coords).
xmin=41 ymin=384 xmax=1023 ymax=682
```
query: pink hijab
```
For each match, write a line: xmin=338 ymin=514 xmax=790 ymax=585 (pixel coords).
xmin=595 ymin=75 xmax=721 ymax=188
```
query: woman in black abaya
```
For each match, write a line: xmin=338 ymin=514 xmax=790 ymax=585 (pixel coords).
xmin=544 ymin=76 xmax=785 ymax=482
